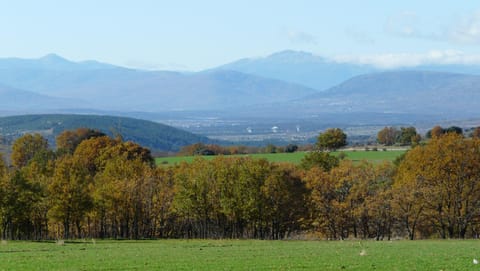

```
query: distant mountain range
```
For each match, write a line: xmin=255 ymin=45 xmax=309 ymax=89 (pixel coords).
xmin=0 ymin=114 xmax=215 ymax=152
xmin=0 ymin=54 xmax=315 ymax=111
xmin=217 ymin=50 xmax=480 ymax=91
xmin=0 ymin=84 xmax=81 ymax=111
xmin=291 ymin=71 xmax=480 ymax=118
xmin=1 ymin=51 xmax=480 ymax=125
xmin=216 ymin=50 xmax=376 ymax=91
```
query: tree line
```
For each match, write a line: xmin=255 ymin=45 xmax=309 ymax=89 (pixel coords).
xmin=1 ymin=128 xmax=480 ymax=240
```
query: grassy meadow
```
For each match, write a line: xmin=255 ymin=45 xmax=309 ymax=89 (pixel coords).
xmin=0 ymin=239 xmax=478 ymax=270
xmin=156 ymin=150 xmax=406 ymax=166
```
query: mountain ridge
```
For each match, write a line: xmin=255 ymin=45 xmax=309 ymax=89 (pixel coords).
xmin=292 ymin=70 xmax=480 ymax=118
xmin=0 ymin=54 xmax=317 ymax=111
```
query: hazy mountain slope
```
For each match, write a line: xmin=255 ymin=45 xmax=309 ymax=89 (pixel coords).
xmin=0 ymin=84 xmax=83 ymax=110
xmin=0 ymin=114 xmax=215 ymax=151
xmin=0 ymin=55 xmax=316 ymax=111
xmin=0 ymin=53 xmax=116 ymax=70
xmin=216 ymin=50 xmax=480 ymax=92
xmin=295 ymin=71 xmax=480 ymax=118
xmin=216 ymin=50 xmax=377 ymax=90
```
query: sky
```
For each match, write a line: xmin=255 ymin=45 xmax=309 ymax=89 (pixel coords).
xmin=2 ymin=0 xmax=480 ymax=70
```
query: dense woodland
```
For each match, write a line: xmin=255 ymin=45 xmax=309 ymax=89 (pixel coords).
xmin=1 ymin=127 xmax=480 ymax=240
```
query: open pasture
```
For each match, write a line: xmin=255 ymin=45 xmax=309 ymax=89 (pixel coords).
xmin=0 ymin=239 xmax=477 ymax=270
xmin=156 ymin=150 xmax=406 ymax=165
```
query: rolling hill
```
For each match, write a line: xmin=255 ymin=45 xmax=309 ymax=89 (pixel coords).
xmin=0 ymin=114 xmax=215 ymax=152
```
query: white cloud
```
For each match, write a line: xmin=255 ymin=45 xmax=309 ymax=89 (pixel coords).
xmin=385 ymin=11 xmax=419 ymax=37
xmin=345 ymin=28 xmax=375 ymax=44
xmin=450 ymin=11 xmax=480 ymax=44
xmin=286 ymin=30 xmax=317 ymax=45
xmin=386 ymin=10 xmax=480 ymax=45
xmin=333 ymin=50 xmax=480 ymax=69
xmin=385 ymin=11 xmax=442 ymax=41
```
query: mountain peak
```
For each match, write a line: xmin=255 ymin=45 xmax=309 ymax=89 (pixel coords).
xmin=268 ymin=50 xmax=313 ymax=58
xmin=266 ymin=50 xmax=327 ymax=63
xmin=40 ymin=53 xmax=70 ymax=63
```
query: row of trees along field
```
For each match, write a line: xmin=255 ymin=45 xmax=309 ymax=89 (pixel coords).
xmin=377 ymin=125 xmax=480 ymax=146
xmin=1 ymin=128 xmax=480 ymax=240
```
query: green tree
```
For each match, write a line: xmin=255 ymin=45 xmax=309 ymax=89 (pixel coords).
xmin=399 ymin=127 xmax=419 ymax=145
xmin=300 ymin=151 xmax=339 ymax=171
xmin=317 ymin=128 xmax=347 ymax=151
xmin=173 ymin=158 xmax=220 ymax=238
xmin=0 ymin=170 xmax=41 ymax=239
xmin=445 ymin=126 xmax=463 ymax=135
xmin=284 ymin=144 xmax=298 ymax=153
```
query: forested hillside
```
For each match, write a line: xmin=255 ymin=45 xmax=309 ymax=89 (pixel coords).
xmin=0 ymin=114 xmax=213 ymax=152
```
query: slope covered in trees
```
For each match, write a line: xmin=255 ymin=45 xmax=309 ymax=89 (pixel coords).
xmin=0 ymin=114 xmax=214 ymax=152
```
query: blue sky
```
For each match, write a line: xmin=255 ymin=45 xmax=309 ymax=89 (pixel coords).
xmin=2 ymin=0 xmax=480 ymax=70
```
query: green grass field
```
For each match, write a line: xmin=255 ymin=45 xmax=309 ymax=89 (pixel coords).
xmin=156 ymin=150 xmax=406 ymax=166
xmin=0 ymin=239 xmax=478 ymax=270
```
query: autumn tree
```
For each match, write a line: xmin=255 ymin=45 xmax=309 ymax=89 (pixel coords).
xmin=94 ymin=157 xmax=152 ymax=239
xmin=471 ymin=127 xmax=480 ymax=138
xmin=261 ymin=163 xmax=308 ymax=239
xmin=148 ymin=167 xmax=176 ymax=238
xmin=72 ymin=136 xmax=117 ymax=176
xmin=20 ymin=157 xmax=54 ymax=240
xmin=11 ymin=134 xmax=50 ymax=168
xmin=48 ymin=155 xmax=94 ymax=239
xmin=394 ymin=133 xmax=480 ymax=239
xmin=317 ymin=128 xmax=347 ymax=151
xmin=0 ymin=153 xmax=6 ymax=178
xmin=172 ymin=158 xmax=221 ymax=238
xmin=56 ymin=128 xmax=105 ymax=155
xmin=304 ymin=166 xmax=346 ymax=239
xmin=426 ymin=125 xmax=444 ymax=138
xmin=377 ymin=127 xmax=400 ymax=146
